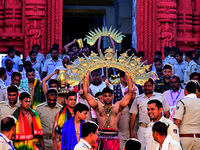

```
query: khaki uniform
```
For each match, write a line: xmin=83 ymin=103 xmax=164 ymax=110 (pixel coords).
xmin=145 ymin=116 xmax=180 ymax=150
xmin=0 ymin=86 xmax=24 ymax=102
xmin=174 ymin=94 xmax=200 ymax=150
xmin=0 ymin=133 xmax=15 ymax=150
xmin=118 ymin=106 xmax=130 ymax=150
xmin=130 ymin=92 xmax=170 ymax=150
xmin=0 ymin=78 xmax=5 ymax=90
xmin=35 ymin=102 xmax=62 ymax=150
xmin=184 ymin=60 xmax=199 ymax=83
xmin=0 ymin=101 xmax=19 ymax=130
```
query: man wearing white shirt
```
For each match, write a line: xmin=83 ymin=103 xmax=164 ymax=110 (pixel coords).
xmin=74 ymin=121 xmax=98 ymax=150
xmin=184 ymin=51 xmax=199 ymax=83
xmin=25 ymin=44 xmax=45 ymax=65
xmin=173 ymin=50 xmax=187 ymax=87
xmin=163 ymin=75 xmax=185 ymax=120
xmin=42 ymin=48 xmax=62 ymax=79
xmin=0 ymin=67 xmax=7 ymax=89
xmin=89 ymin=69 xmax=113 ymax=96
xmin=152 ymin=121 xmax=181 ymax=150
xmin=4 ymin=59 xmax=17 ymax=86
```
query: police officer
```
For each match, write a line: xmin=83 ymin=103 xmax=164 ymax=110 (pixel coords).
xmin=129 ymin=78 xmax=170 ymax=150
xmin=35 ymin=88 xmax=62 ymax=150
xmin=174 ymin=80 xmax=200 ymax=150
xmin=0 ymin=116 xmax=16 ymax=150
xmin=154 ymin=64 xmax=173 ymax=93
xmin=145 ymin=100 xmax=179 ymax=150
xmin=184 ymin=51 xmax=199 ymax=83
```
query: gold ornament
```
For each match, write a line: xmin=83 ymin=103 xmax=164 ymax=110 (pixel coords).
xmin=58 ymin=47 xmax=158 ymax=87
xmin=84 ymin=26 xmax=126 ymax=46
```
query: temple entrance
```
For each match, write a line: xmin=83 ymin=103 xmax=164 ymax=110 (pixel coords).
xmin=62 ymin=9 xmax=104 ymax=48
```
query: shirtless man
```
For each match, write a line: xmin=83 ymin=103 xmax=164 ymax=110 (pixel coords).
xmin=83 ymin=72 xmax=134 ymax=150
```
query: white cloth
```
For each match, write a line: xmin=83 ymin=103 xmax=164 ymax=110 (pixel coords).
xmin=2 ymin=55 xmax=23 ymax=71
xmin=184 ymin=60 xmax=199 ymax=83
xmin=74 ymin=139 xmax=93 ymax=150
xmin=0 ymin=133 xmax=14 ymax=150
xmin=173 ymin=61 xmax=188 ymax=82
xmin=90 ymin=82 xmax=113 ymax=96
xmin=0 ymin=78 xmax=6 ymax=89
xmin=156 ymin=134 xmax=182 ymax=150
xmin=5 ymin=69 xmax=17 ymax=86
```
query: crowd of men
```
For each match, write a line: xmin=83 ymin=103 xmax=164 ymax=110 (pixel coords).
xmin=0 ymin=39 xmax=200 ymax=150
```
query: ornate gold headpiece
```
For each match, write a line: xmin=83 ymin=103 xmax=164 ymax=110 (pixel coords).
xmin=58 ymin=48 xmax=158 ymax=87
xmin=84 ymin=26 xmax=126 ymax=46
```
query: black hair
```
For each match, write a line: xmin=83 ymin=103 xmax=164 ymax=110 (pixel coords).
xmin=46 ymin=88 xmax=58 ymax=97
xmin=127 ymin=47 xmax=136 ymax=57
xmin=32 ymin=44 xmax=40 ymax=50
xmin=74 ymin=103 xmax=89 ymax=115
xmin=164 ymin=46 xmax=170 ymax=53
xmin=52 ymin=43 xmax=59 ymax=49
xmin=185 ymin=51 xmax=193 ymax=60
xmin=81 ymin=121 xmax=98 ymax=138
xmin=170 ymin=47 xmax=180 ymax=52
xmin=95 ymin=92 xmax=103 ymax=98
xmin=91 ymin=69 xmax=102 ymax=74
xmin=185 ymin=80 xmax=197 ymax=94
xmin=15 ymin=51 xmax=21 ymax=57
xmin=156 ymin=68 xmax=163 ymax=72
xmin=170 ymin=74 xmax=180 ymax=82
xmin=152 ymin=121 xmax=167 ymax=136
xmin=48 ymin=79 xmax=59 ymax=87
xmin=29 ymin=50 xmax=37 ymax=56
xmin=19 ymin=92 xmax=31 ymax=101
xmin=163 ymin=63 xmax=172 ymax=70
xmin=154 ymin=58 xmax=162 ymax=63
xmin=154 ymin=52 xmax=162 ymax=58
xmin=146 ymin=78 xmax=154 ymax=85
xmin=175 ymin=50 xmax=183 ymax=56
xmin=0 ymin=67 xmax=6 ymax=78
xmin=66 ymin=91 xmax=77 ymax=99
xmin=50 ymin=48 xmax=59 ymax=53
xmin=102 ymin=86 xmax=114 ymax=94
xmin=125 ymin=138 xmax=141 ymax=150
xmin=26 ymin=68 xmax=35 ymax=74
xmin=5 ymin=59 xmax=13 ymax=66
xmin=137 ymin=51 xmax=145 ymax=58
xmin=7 ymin=85 xmax=18 ymax=94
xmin=147 ymin=99 xmax=163 ymax=109
xmin=23 ymin=61 xmax=32 ymax=67
xmin=190 ymin=72 xmax=200 ymax=80
xmin=11 ymin=71 xmax=22 ymax=80
xmin=120 ymin=71 xmax=125 ymax=78
xmin=1 ymin=116 xmax=16 ymax=132
xmin=7 ymin=46 xmax=15 ymax=55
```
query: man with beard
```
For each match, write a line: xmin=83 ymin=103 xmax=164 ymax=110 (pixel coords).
xmin=89 ymin=69 xmax=112 ymax=96
xmin=41 ymin=48 xmax=62 ymax=79
xmin=35 ymin=88 xmax=62 ymax=150
xmin=83 ymin=71 xmax=134 ymax=150
xmin=163 ymin=75 xmax=185 ymax=120
xmin=129 ymin=78 xmax=170 ymax=150
xmin=145 ymin=100 xmax=180 ymax=150
xmin=20 ymin=68 xmax=42 ymax=110
xmin=154 ymin=64 xmax=173 ymax=93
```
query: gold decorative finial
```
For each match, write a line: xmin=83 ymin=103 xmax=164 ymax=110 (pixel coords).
xmin=84 ymin=26 xmax=126 ymax=46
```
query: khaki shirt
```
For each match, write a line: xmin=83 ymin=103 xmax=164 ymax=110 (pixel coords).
xmin=35 ymin=102 xmax=62 ymax=150
xmin=184 ymin=60 xmax=199 ymax=83
xmin=174 ymin=94 xmax=200 ymax=134
xmin=118 ymin=106 xmax=130 ymax=140
xmin=145 ymin=116 xmax=180 ymax=150
xmin=0 ymin=86 xmax=24 ymax=102
xmin=0 ymin=133 xmax=14 ymax=150
xmin=130 ymin=92 xmax=170 ymax=124
xmin=0 ymin=101 xmax=19 ymax=129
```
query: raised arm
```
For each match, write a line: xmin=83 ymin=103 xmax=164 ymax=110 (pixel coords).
xmin=108 ymin=35 xmax=115 ymax=52
xmin=97 ymin=36 xmax=102 ymax=55
xmin=42 ymin=70 xmax=59 ymax=94
xmin=64 ymin=39 xmax=77 ymax=54
xmin=119 ymin=72 xmax=135 ymax=109
xmin=83 ymin=72 xmax=99 ymax=110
